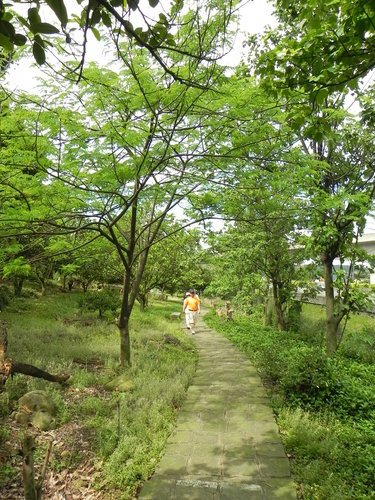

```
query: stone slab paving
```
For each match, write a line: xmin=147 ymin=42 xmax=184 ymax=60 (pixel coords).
xmin=139 ymin=320 xmax=297 ymax=499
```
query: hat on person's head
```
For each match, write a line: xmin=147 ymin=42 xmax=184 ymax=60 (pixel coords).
xmin=189 ymin=289 xmax=195 ymax=294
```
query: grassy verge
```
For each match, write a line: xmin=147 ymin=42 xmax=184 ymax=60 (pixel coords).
xmin=0 ymin=292 xmax=197 ymax=499
xmin=205 ymin=306 xmax=375 ymax=500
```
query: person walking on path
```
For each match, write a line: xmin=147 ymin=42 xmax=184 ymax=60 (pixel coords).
xmin=183 ymin=289 xmax=200 ymax=334
xmin=183 ymin=292 xmax=192 ymax=330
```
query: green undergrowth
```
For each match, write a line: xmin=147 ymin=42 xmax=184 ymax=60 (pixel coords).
xmin=1 ymin=292 xmax=197 ymax=498
xmin=206 ymin=307 xmax=375 ymax=499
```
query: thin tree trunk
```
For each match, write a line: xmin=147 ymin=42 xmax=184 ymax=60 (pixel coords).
xmin=138 ymin=293 xmax=148 ymax=312
xmin=323 ymin=258 xmax=339 ymax=355
xmin=119 ymin=318 xmax=131 ymax=367
xmin=263 ymin=282 xmax=273 ymax=326
xmin=118 ymin=268 xmax=133 ymax=367
xmin=36 ymin=273 xmax=46 ymax=296
xmin=22 ymin=434 xmax=38 ymax=500
xmin=22 ymin=434 xmax=51 ymax=500
xmin=272 ymin=281 xmax=286 ymax=331
xmin=14 ymin=277 xmax=24 ymax=297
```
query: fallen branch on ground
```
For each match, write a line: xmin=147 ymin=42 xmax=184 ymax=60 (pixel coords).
xmin=0 ymin=320 xmax=70 ymax=392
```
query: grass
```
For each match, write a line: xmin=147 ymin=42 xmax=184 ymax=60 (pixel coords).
xmin=206 ymin=305 xmax=375 ymax=500
xmin=0 ymin=291 xmax=197 ymax=499
xmin=300 ymin=303 xmax=375 ymax=364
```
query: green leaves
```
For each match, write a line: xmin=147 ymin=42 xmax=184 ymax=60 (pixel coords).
xmin=33 ymin=35 xmax=46 ymax=64
xmin=3 ymin=257 xmax=32 ymax=279
xmin=127 ymin=0 xmax=140 ymax=10
xmin=13 ymin=33 xmax=27 ymax=46
xmin=91 ymin=27 xmax=101 ymax=41
xmin=0 ymin=19 xmax=15 ymax=38
xmin=315 ymin=87 xmax=329 ymax=105
xmin=27 ymin=7 xmax=42 ymax=26
xmin=0 ymin=16 xmax=27 ymax=52
xmin=0 ymin=32 xmax=14 ymax=51
xmin=256 ymin=0 xmax=375 ymax=97
xmin=44 ymin=0 xmax=68 ymax=28
xmin=31 ymin=22 xmax=60 ymax=35
xmin=0 ymin=4 xmax=62 ymax=65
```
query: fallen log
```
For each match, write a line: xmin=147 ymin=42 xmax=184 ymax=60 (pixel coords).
xmin=0 ymin=320 xmax=69 ymax=391
xmin=11 ymin=362 xmax=69 ymax=383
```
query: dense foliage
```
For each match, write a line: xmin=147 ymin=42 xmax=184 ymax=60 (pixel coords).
xmin=0 ymin=0 xmax=374 ymax=497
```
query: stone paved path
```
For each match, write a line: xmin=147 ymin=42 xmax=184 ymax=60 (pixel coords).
xmin=139 ymin=319 xmax=297 ymax=499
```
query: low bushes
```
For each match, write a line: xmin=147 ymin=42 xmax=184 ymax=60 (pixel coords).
xmin=278 ymin=409 xmax=375 ymax=500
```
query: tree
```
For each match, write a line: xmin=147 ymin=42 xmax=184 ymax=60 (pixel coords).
xmin=206 ymin=168 xmax=307 ymax=330
xmin=1 ymin=0 xmax=239 ymax=86
xmin=299 ymin=113 xmax=375 ymax=354
xmin=254 ymin=0 xmax=375 ymax=97
xmin=195 ymin=72 xmax=309 ymax=328
xmin=52 ymin=236 xmax=122 ymax=292
xmin=0 ymin=91 xmax=53 ymax=295
xmin=250 ymin=5 xmax=375 ymax=353
xmin=2 ymin=40 xmax=232 ymax=366
xmin=135 ymin=223 xmax=202 ymax=311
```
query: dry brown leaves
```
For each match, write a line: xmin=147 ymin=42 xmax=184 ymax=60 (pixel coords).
xmin=0 ymin=386 xmax=114 ymax=499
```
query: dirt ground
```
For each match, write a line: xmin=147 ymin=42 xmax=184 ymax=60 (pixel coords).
xmin=0 ymin=386 xmax=120 ymax=500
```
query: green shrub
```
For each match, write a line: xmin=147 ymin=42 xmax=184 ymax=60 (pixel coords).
xmin=328 ymin=361 xmax=375 ymax=421
xmin=279 ymin=408 xmax=375 ymax=499
xmin=286 ymin=300 xmax=302 ymax=332
xmin=280 ymin=346 xmax=338 ymax=407
xmin=79 ymin=288 xmax=121 ymax=318
xmin=340 ymin=324 xmax=375 ymax=364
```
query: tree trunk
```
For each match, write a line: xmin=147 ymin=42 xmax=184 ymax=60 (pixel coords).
xmin=263 ymin=283 xmax=273 ymax=326
xmin=119 ymin=316 xmax=131 ymax=367
xmin=22 ymin=434 xmax=38 ymax=500
xmin=272 ymin=281 xmax=286 ymax=331
xmin=14 ymin=277 xmax=24 ymax=297
xmin=323 ymin=257 xmax=340 ymax=355
xmin=36 ymin=275 xmax=46 ymax=296
xmin=138 ymin=293 xmax=148 ymax=312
